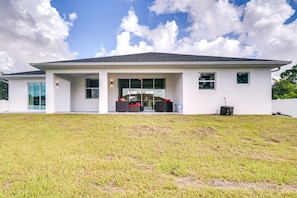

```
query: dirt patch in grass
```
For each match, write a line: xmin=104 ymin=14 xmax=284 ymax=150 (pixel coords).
xmin=1 ymin=181 xmax=14 ymax=191
xmin=129 ymin=156 xmax=155 ymax=172
xmin=128 ymin=125 xmax=172 ymax=136
xmin=241 ymin=138 xmax=254 ymax=143
xmin=176 ymin=177 xmax=297 ymax=192
xmin=263 ymin=136 xmax=281 ymax=144
xmin=248 ymin=151 xmax=276 ymax=161
xmin=104 ymin=154 xmax=115 ymax=161
xmin=176 ymin=177 xmax=204 ymax=188
xmin=183 ymin=127 xmax=216 ymax=135
xmin=95 ymin=185 xmax=124 ymax=193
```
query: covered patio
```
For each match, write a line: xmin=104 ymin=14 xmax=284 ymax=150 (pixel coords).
xmin=48 ymin=71 xmax=183 ymax=113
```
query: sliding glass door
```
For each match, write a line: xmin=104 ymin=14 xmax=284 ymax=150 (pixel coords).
xmin=118 ymin=78 xmax=165 ymax=110
xmin=28 ymin=82 xmax=46 ymax=110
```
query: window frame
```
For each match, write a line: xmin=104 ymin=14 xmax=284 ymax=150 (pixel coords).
xmin=237 ymin=72 xmax=250 ymax=84
xmin=86 ymin=78 xmax=99 ymax=99
xmin=198 ymin=72 xmax=216 ymax=90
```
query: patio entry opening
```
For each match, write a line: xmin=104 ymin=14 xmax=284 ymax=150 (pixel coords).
xmin=118 ymin=78 xmax=165 ymax=111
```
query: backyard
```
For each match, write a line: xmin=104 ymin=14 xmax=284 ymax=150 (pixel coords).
xmin=0 ymin=114 xmax=296 ymax=197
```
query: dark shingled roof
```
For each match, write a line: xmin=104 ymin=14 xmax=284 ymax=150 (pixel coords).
xmin=50 ymin=52 xmax=271 ymax=63
xmin=5 ymin=70 xmax=45 ymax=76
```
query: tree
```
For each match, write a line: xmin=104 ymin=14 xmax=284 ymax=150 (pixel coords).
xmin=0 ymin=79 xmax=8 ymax=100
xmin=272 ymin=79 xmax=297 ymax=99
xmin=280 ymin=65 xmax=297 ymax=84
xmin=272 ymin=64 xmax=297 ymax=99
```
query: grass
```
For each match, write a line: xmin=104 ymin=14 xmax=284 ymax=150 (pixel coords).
xmin=0 ymin=114 xmax=296 ymax=197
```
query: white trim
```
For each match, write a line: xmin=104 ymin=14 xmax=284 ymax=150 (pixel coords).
xmin=45 ymin=72 xmax=56 ymax=113
xmin=99 ymin=72 xmax=108 ymax=113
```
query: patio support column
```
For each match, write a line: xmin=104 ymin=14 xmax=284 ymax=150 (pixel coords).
xmin=45 ymin=71 xmax=56 ymax=113
xmin=99 ymin=71 xmax=108 ymax=113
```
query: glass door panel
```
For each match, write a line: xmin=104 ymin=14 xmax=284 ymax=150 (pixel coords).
xmin=154 ymin=89 xmax=166 ymax=102
xmin=130 ymin=79 xmax=141 ymax=103
xmin=142 ymin=79 xmax=154 ymax=110
xmin=154 ymin=79 xmax=166 ymax=106
xmin=142 ymin=89 xmax=154 ymax=110
xmin=129 ymin=88 xmax=141 ymax=103
xmin=118 ymin=79 xmax=129 ymax=100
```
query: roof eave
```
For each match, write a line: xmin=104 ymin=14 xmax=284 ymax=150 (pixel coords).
xmin=30 ymin=60 xmax=292 ymax=70
xmin=0 ymin=74 xmax=45 ymax=79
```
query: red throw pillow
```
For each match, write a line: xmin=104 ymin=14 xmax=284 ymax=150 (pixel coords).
xmin=129 ymin=103 xmax=140 ymax=107
xmin=163 ymin=99 xmax=170 ymax=102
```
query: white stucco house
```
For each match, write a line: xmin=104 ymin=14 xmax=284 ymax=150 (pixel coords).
xmin=0 ymin=52 xmax=291 ymax=114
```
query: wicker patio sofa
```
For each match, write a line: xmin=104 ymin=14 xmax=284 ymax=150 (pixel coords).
xmin=116 ymin=101 xmax=129 ymax=112
xmin=155 ymin=99 xmax=173 ymax=112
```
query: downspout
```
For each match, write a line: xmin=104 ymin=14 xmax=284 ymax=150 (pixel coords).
xmin=271 ymin=67 xmax=281 ymax=73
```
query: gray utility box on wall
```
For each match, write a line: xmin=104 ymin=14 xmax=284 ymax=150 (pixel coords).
xmin=220 ymin=106 xmax=234 ymax=116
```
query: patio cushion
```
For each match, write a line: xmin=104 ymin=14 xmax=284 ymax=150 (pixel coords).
xmin=129 ymin=102 xmax=141 ymax=112
xmin=129 ymin=103 xmax=140 ymax=107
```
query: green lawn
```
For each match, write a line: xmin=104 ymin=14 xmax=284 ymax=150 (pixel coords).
xmin=0 ymin=114 xmax=296 ymax=197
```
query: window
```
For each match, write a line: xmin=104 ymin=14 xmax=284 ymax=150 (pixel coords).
xmin=86 ymin=79 xmax=99 ymax=98
xmin=154 ymin=79 xmax=165 ymax=89
xmin=237 ymin=72 xmax=249 ymax=84
xmin=199 ymin=73 xmax=215 ymax=89
xmin=28 ymin=82 xmax=46 ymax=110
xmin=131 ymin=79 xmax=141 ymax=88
xmin=142 ymin=79 xmax=153 ymax=89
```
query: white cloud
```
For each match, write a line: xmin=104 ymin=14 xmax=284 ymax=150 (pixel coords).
xmin=100 ymin=4 xmax=253 ymax=58
xmin=109 ymin=31 xmax=153 ymax=55
xmin=0 ymin=0 xmax=77 ymax=72
xmin=242 ymin=0 xmax=297 ymax=59
xmin=175 ymin=37 xmax=255 ymax=58
xmin=0 ymin=52 xmax=15 ymax=73
xmin=150 ymin=0 xmax=243 ymax=40
xmin=98 ymin=0 xmax=297 ymax=78
xmin=240 ymin=0 xmax=297 ymax=75
xmin=69 ymin=12 xmax=78 ymax=22
xmin=108 ymin=8 xmax=177 ymax=55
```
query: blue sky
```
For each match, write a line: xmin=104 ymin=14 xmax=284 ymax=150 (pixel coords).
xmin=51 ymin=0 xmax=192 ymax=58
xmin=51 ymin=0 xmax=134 ymax=57
xmin=0 ymin=0 xmax=297 ymax=74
